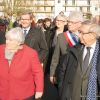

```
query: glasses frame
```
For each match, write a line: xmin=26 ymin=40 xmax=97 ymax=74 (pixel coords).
xmin=78 ymin=30 xmax=92 ymax=36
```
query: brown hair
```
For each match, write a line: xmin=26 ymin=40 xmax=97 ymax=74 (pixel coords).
xmin=20 ymin=10 xmax=33 ymax=20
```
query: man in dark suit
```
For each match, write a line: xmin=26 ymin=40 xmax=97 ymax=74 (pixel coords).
xmin=58 ymin=20 xmax=100 ymax=100
xmin=20 ymin=11 xmax=48 ymax=67
xmin=50 ymin=11 xmax=84 ymax=84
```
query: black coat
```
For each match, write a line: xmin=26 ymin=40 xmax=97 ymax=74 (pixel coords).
xmin=50 ymin=33 xmax=69 ymax=76
xmin=0 ymin=31 xmax=6 ymax=44
xmin=24 ymin=26 xmax=48 ymax=63
xmin=58 ymin=41 xmax=100 ymax=100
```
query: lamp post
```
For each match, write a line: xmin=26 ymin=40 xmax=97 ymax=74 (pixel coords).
xmin=72 ymin=0 xmax=75 ymax=5
xmin=87 ymin=0 xmax=90 ymax=12
xmin=98 ymin=0 xmax=100 ymax=15
xmin=54 ymin=0 xmax=63 ymax=17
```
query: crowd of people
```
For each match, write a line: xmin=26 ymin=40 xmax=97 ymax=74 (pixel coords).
xmin=0 ymin=10 xmax=100 ymax=100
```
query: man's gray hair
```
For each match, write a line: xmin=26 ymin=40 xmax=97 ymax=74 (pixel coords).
xmin=56 ymin=14 xmax=67 ymax=22
xmin=68 ymin=11 xmax=84 ymax=22
xmin=82 ymin=20 xmax=100 ymax=38
xmin=89 ymin=24 xmax=100 ymax=38
xmin=5 ymin=27 xmax=25 ymax=44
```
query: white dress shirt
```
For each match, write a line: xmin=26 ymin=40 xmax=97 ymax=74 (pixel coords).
xmin=83 ymin=41 xmax=96 ymax=64
xmin=22 ymin=27 xmax=30 ymax=35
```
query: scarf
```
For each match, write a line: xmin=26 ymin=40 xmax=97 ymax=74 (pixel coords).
xmin=64 ymin=31 xmax=79 ymax=47
xmin=86 ymin=40 xmax=99 ymax=100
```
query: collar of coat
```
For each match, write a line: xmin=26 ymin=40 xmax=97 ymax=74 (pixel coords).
xmin=68 ymin=38 xmax=100 ymax=62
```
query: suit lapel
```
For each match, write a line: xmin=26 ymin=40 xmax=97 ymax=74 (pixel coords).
xmin=25 ymin=27 xmax=33 ymax=38
xmin=82 ymin=58 xmax=93 ymax=79
xmin=78 ymin=45 xmax=84 ymax=72
xmin=78 ymin=45 xmax=91 ymax=79
xmin=24 ymin=27 xmax=35 ymax=47
xmin=81 ymin=46 xmax=93 ymax=78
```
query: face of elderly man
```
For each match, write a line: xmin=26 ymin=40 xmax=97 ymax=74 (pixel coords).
xmin=67 ymin=17 xmax=82 ymax=33
xmin=67 ymin=11 xmax=84 ymax=33
xmin=79 ymin=24 xmax=96 ymax=46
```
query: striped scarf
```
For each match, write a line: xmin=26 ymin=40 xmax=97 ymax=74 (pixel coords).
xmin=64 ymin=31 xmax=79 ymax=47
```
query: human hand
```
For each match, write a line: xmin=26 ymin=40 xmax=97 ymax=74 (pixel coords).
xmin=50 ymin=76 xmax=56 ymax=84
xmin=35 ymin=92 xmax=43 ymax=99
xmin=41 ymin=63 xmax=43 ymax=67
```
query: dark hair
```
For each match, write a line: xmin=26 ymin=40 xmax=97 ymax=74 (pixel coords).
xmin=44 ymin=18 xmax=51 ymax=23
xmin=37 ymin=19 xmax=44 ymax=23
xmin=20 ymin=10 xmax=34 ymax=20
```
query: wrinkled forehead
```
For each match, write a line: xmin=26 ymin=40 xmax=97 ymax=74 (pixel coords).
xmin=79 ymin=24 xmax=91 ymax=32
xmin=68 ymin=17 xmax=80 ymax=22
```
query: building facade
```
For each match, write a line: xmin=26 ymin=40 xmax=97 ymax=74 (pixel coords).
xmin=0 ymin=0 xmax=100 ymax=19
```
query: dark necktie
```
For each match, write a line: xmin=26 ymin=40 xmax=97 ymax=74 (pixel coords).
xmin=24 ymin=30 xmax=27 ymax=36
xmin=83 ymin=47 xmax=91 ymax=70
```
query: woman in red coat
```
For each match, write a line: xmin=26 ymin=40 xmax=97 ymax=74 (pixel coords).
xmin=0 ymin=27 xmax=44 ymax=100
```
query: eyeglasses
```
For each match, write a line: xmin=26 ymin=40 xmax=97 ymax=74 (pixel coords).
xmin=67 ymin=21 xmax=80 ymax=24
xmin=78 ymin=30 xmax=92 ymax=35
xmin=56 ymin=20 xmax=66 ymax=22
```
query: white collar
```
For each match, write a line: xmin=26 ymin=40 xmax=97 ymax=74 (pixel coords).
xmin=23 ymin=26 xmax=30 ymax=32
xmin=85 ymin=41 xmax=96 ymax=50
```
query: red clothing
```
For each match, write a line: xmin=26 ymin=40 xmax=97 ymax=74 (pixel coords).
xmin=0 ymin=44 xmax=44 ymax=100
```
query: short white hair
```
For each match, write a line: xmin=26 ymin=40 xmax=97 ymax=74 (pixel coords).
xmin=89 ymin=24 xmax=100 ymax=38
xmin=56 ymin=14 xmax=67 ymax=22
xmin=81 ymin=20 xmax=100 ymax=38
xmin=68 ymin=11 xmax=84 ymax=22
xmin=5 ymin=27 xmax=25 ymax=44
